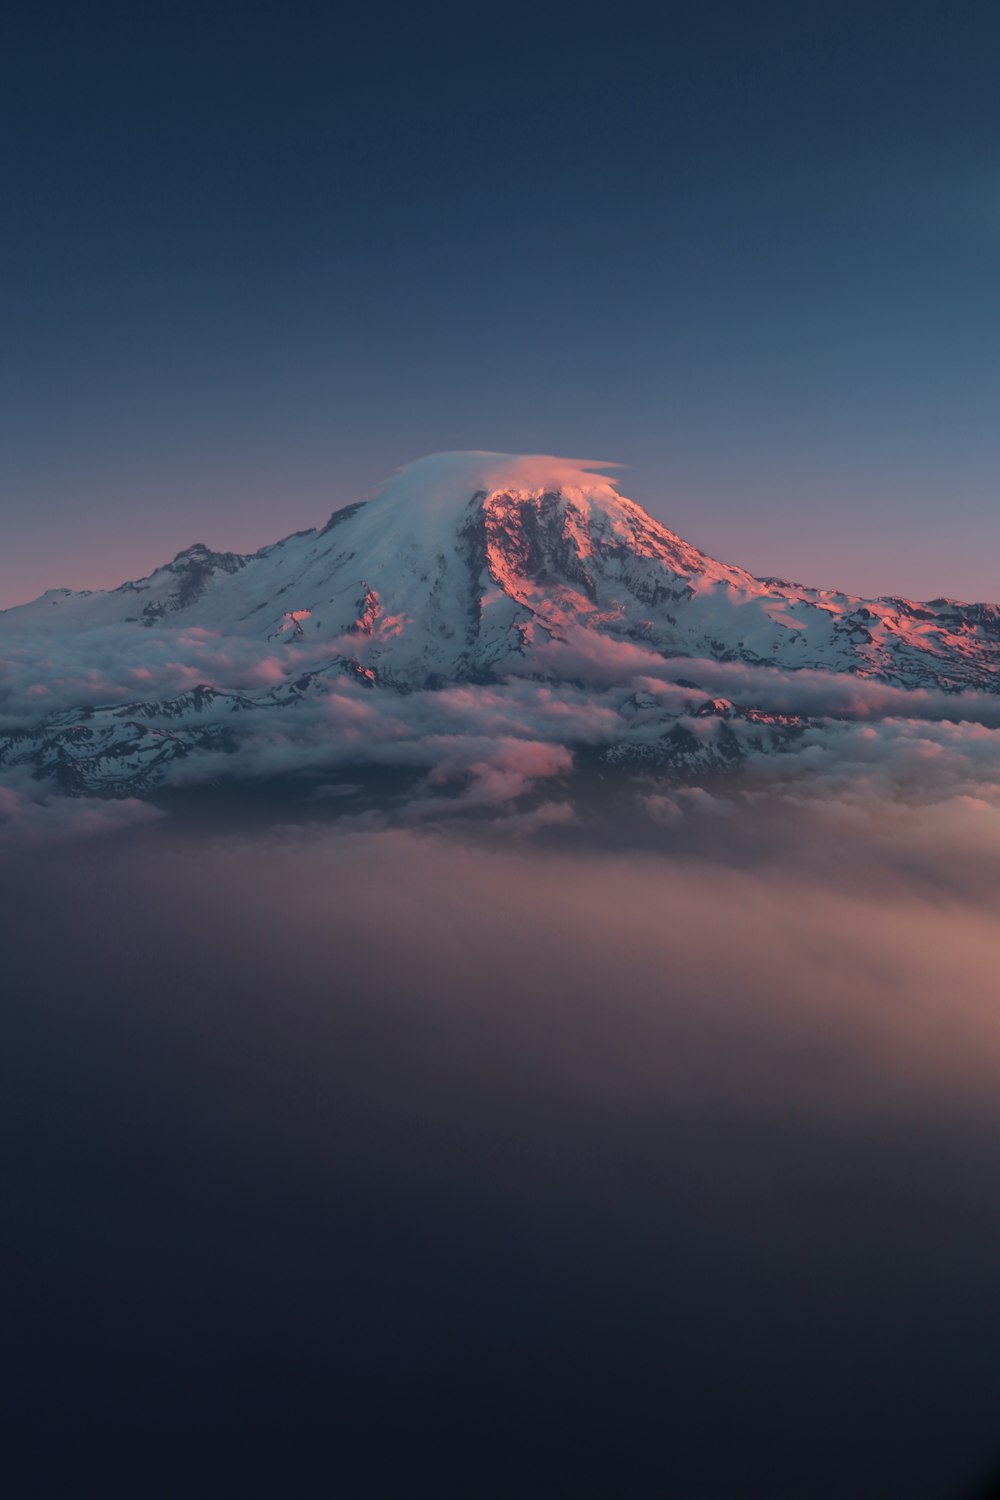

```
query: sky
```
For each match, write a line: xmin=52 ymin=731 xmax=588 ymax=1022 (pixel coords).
xmin=2 ymin=0 xmax=999 ymax=607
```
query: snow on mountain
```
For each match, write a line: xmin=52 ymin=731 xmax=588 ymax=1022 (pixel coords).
xmin=2 ymin=451 xmax=999 ymax=813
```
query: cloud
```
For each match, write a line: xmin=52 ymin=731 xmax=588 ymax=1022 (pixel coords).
xmin=0 ymin=767 xmax=164 ymax=848
xmin=0 ymin=624 xmax=324 ymax=726
xmin=5 ymin=612 xmax=1000 ymax=845
xmin=25 ymin=817 xmax=1000 ymax=1119
xmin=7 ymin=794 xmax=1000 ymax=1500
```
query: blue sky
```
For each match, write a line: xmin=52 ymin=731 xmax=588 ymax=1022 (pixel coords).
xmin=2 ymin=0 xmax=999 ymax=605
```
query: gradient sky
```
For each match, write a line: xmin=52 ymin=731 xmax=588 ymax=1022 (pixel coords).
xmin=2 ymin=0 xmax=999 ymax=608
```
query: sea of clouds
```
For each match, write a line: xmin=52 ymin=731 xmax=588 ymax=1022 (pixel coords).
xmin=7 ymin=809 xmax=1000 ymax=1498
xmin=3 ymin=613 xmax=1000 ymax=849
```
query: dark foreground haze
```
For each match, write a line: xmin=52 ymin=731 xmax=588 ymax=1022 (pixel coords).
xmin=6 ymin=805 xmax=1000 ymax=1499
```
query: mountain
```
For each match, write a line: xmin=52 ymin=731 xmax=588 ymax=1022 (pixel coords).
xmin=2 ymin=452 xmax=998 ymax=802
xmin=5 ymin=451 xmax=999 ymax=689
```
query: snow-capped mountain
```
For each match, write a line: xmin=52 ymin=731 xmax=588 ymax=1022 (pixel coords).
xmin=7 ymin=451 xmax=1000 ymax=689
xmin=2 ymin=452 xmax=998 ymax=803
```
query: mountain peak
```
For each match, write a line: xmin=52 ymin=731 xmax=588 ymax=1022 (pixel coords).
xmin=371 ymin=451 xmax=624 ymax=513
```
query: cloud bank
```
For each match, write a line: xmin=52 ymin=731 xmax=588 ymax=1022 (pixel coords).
xmin=3 ymin=614 xmax=1000 ymax=845
xmin=8 ymin=813 xmax=1000 ymax=1496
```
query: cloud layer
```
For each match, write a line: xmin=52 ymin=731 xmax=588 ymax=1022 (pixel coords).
xmin=3 ymin=614 xmax=1000 ymax=845
xmin=8 ymin=812 xmax=1000 ymax=1496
